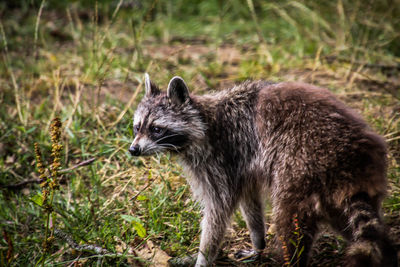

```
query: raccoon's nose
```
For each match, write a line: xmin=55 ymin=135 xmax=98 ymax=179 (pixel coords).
xmin=129 ymin=145 xmax=141 ymax=156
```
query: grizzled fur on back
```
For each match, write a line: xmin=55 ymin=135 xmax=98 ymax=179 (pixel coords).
xmin=130 ymin=75 xmax=397 ymax=267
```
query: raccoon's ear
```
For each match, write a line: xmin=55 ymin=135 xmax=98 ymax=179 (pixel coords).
xmin=144 ymin=73 xmax=160 ymax=97
xmin=167 ymin=76 xmax=190 ymax=105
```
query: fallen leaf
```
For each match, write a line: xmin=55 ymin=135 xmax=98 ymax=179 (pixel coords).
xmin=135 ymin=240 xmax=171 ymax=267
xmin=6 ymin=155 xmax=15 ymax=164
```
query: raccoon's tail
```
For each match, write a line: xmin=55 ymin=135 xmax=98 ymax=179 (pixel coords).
xmin=345 ymin=192 xmax=397 ymax=267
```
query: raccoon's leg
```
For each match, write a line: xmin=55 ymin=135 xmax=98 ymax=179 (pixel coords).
xmin=195 ymin=201 xmax=234 ymax=267
xmin=273 ymin=202 xmax=318 ymax=267
xmin=338 ymin=192 xmax=397 ymax=267
xmin=234 ymin=191 xmax=266 ymax=260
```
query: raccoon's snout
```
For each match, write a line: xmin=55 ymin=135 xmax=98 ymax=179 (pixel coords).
xmin=129 ymin=145 xmax=141 ymax=156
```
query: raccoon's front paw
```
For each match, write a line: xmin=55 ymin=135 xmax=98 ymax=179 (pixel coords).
xmin=234 ymin=249 xmax=261 ymax=261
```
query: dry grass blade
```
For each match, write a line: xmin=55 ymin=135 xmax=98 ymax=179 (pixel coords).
xmin=2 ymin=158 xmax=96 ymax=190
xmin=109 ymin=82 xmax=143 ymax=128
xmin=0 ymin=20 xmax=25 ymax=125
xmin=246 ymin=0 xmax=265 ymax=44
xmin=34 ymin=0 xmax=46 ymax=60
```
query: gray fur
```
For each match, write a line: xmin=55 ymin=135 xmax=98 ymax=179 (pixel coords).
xmin=130 ymin=75 xmax=397 ymax=267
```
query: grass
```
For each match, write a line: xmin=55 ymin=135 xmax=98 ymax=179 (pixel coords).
xmin=0 ymin=0 xmax=399 ymax=266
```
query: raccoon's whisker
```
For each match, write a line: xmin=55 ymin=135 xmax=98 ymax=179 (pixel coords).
xmin=159 ymin=143 xmax=179 ymax=151
xmin=143 ymin=143 xmax=170 ymax=155
xmin=155 ymin=133 xmax=181 ymax=144
xmin=142 ymin=144 xmax=157 ymax=154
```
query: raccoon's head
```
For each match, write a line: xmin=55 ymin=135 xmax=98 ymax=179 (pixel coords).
xmin=129 ymin=74 xmax=205 ymax=156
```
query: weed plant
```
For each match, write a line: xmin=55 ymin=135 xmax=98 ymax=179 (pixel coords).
xmin=33 ymin=118 xmax=63 ymax=266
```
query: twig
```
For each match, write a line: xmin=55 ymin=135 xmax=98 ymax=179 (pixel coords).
xmin=168 ymin=253 xmax=197 ymax=267
xmin=59 ymin=158 xmax=96 ymax=174
xmin=1 ymin=158 xmax=96 ymax=190
xmin=2 ymin=178 xmax=41 ymax=190
xmin=130 ymin=177 xmax=156 ymax=201
xmin=54 ymin=229 xmax=110 ymax=254
xmin=54 ymin=229 xmax=142 ymax=261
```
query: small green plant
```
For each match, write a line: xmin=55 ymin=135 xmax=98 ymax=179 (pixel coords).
xmin=33 ymin=117 xmax=63 ymax=266
xmin=280 ymin=214 xmax=304 ymax=266
xmin=280 ymin=236 xmax=291 ymax=266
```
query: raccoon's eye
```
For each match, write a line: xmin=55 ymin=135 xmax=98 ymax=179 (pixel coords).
xmin=150 ymin=126 xmax=163 ymax=135
xmin=133 ymin=125 xmax=140 ymax=134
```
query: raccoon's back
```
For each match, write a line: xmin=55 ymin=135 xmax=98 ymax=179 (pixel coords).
xmin=255 ymin=82 xmax=387 ymax=199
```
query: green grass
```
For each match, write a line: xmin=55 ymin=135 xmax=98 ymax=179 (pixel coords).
xmin=0 ymin=0 xmax=399 ymax=266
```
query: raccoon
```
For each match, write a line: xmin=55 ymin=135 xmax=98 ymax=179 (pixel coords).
xmin=129 ymin=74 xmax=397 ymax=267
